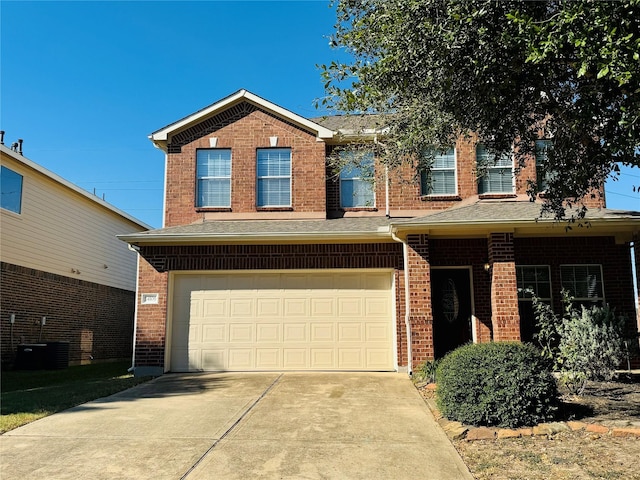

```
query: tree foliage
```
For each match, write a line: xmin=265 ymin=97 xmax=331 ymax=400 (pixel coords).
xmin=320 ymin=0 xmax=640 ymax=218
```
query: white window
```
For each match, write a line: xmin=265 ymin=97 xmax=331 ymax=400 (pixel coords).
xmin=535 ymin=139 xmax=554 ymax=192
xmin=560 ymin=264 xmax=605 ymax=305
xmin=0 ymin=165 xmax=23 ymax=214
xmin=257 ymin=148 xmax=291 ymax=207
xmin=516 ymin=265 xmax=552 ymax=301
xmin=421 ymin=148 xmax=457 ymax=196
xmin=340 ymin=150 xmax=375 ymax=208
xmin=196 ymin=149 xmax=231 ymax=208
xmin=476 ymin=143 xmax=514 ymax=194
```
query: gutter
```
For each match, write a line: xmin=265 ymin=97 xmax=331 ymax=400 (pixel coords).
xmin=391 ymin=230 xmax=412 ymax=376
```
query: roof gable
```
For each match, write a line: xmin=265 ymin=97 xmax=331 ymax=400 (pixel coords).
xmin=150 ymin=89 xmax=334 ymax=151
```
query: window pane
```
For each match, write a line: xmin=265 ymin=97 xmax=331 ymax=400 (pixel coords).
xmin=196 ymin=149 xmax=231 ymax=207
xmin=535 ymin=140 xmax=553 ymax=191
xmin=0 ymin=166 xmax=23 ymax=214
xmin=256 ymin=149 xmax=291 ymax=207
xmin=432 ymin=148 xmax=456 ymax=169
xmin=257 ymin=178 xmax=290 ymax=206
xmin=477 ymin=143 xmax=513 ymax=194
xmin=339 ymin=150 xmax=374 ymax=207
xmin=341 ymin=178 xmax=374 ymax=207
xmin=516 ymin=266 xmax=551 ymax=300
xmin=257 ymin=149 xmax=291 ymax=177
xmin=198 ymin=179 xmax=230 ymax=207
xmin=560 ymin=265 xmax=604 ymax=301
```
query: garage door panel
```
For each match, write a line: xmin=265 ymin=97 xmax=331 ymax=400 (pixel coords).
xmin=230 ymin=298 xmax=254 ymax=317
xmin=256 ymin=324 xmax=280 ymax=343
xmin=228 ymin=349 xmax=253 ymax=369
xmin=256 ymin=349 xmax=280 ymax=368
xmin=171 ymin=271 xmax=394 ymax=372
xmin=283 ymin=323 xmax=307 ymax=342
xmin=202 ymin=350 xmax=225 ymax=370
xmin=311 ymin=323 xmax=334 ymax=342
xmin=283 ymin=349 xmax=307 ymax=368
xmin=283 ymin=298 xmax=308 ymax=316
xmin=338 ymin=323 xmax=363 ymax=341
xmin=311 ymin=298 xmax=335 ymax=316
xmin=229 ymin=324 xmax=254 ymax=342
xmin=339 ymin=349 xmax=363 ymax=368
xmin=202 ymin=298 xmax=227 ymax=317
xmin=256 ymin=297 xmax=281 ymax=317
xmin=310 ymin=349 xmax=334 ymax=368
xmin=202 ymin=324 xmax=225 ymax=342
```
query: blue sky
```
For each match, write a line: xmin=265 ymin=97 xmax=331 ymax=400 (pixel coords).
xmin=2 ymin=0 xmax=638 ymax=228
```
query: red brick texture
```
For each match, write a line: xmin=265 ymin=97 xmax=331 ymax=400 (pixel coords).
xmin=489 ymin=233 xmax=521 ymax=341
xmin=164 ymin=105 xmax=327 ymax=226
xmin=134 ymin=234 xmax=638 ymax=371
xmin=0 ymin=262 xmax=134 ymax=365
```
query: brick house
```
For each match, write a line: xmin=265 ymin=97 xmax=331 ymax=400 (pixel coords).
xmin=119 ymin=89 xmax=640 ymax=376
xmin=1 ymin=142 xmax=149 ymax=366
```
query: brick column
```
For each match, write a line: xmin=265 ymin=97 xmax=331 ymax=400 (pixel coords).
xmin=134 ymin=257 xmax=168 ymax=376
xmin=406 ymin=234 xmax=434 ymax=366
xmin=634 ymin=237 xmax=640 ymax=352
xmin=488 ymin=233 xmax=521 ymax=341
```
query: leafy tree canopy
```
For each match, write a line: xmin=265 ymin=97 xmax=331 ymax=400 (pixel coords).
xmin=319 ymin=0 xmax=640 ymax=218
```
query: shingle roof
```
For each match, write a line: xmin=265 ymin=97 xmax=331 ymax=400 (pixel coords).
xmin=119 ymin=217 xmax=394 ymax=244
xmin=391 ymin=200 xmax=640 ymax=226
xmin=310 ymin=114 xmax=389 ymax=135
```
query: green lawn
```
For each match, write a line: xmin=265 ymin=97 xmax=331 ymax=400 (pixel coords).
xmin=1 ymin=361 xmax=152 ymax=433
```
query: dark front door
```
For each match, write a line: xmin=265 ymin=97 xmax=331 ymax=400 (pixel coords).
xmin=431 ymin=268 xmax=472 ymax=359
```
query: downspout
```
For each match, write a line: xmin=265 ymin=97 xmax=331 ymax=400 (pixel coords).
xmin=391 ymin=229 xmax=412 ymax=376
xmin=127 ymin=245 xmax=140 ymax=373
xmin=374 ymin=135 xmax=390 ymax=218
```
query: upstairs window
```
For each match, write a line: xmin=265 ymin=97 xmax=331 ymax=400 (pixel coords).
xmin=196 ymin=149 xmax=231 ymax=208
xmin=535 ymin=139 xmax=554 ymax=192
xmin=421 ymin=148 xmax=457 ymax=196
xmin=476 ymin=143 xmax=514 ymax=194
xmin=0 ymin=165 xmax=23 ymax=214
xmin=257 ymin=148 xmax=291 ymax=207
xmin=340 ymin=150 xmax=375 ymax=208
xmin=560 ymin=264 xmax=604 ymax=306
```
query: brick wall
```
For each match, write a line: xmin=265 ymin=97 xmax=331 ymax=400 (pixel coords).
xmin=164 ymin=105 xmax=327 ymax=226
xmin=515 ymin=236 xmax=637 ymax=331
xmin=488 ymin=233 xmax=521 ymax=341
xmin=0 ymin=262 xmax=134 ymax=365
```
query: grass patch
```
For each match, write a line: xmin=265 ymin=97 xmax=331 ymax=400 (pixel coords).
xmin=1 ymin=361 xmax=151 ymax=433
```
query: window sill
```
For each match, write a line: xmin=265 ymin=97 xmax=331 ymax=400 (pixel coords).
xmin=196 ymin=207 xmax=232 ymax=212
xmin=340 ymin=207 xmax=378 ymax=212
xmin=420 ymin=195 xmax=461 ymax=202
xmin=256 ymin=207 xmax=294 ymax=212
xmin=478 ymin=193 xmax=517 ymax=200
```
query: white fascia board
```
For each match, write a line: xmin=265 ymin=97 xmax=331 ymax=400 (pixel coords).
xmin=149 ymin=89 xmax=335 ymax=146
xmin=1 ymin=145 xmax=151 ymax=230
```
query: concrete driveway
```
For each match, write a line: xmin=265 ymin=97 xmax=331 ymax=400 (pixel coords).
xmin=1 ymin=372 xmax=472 ymax=479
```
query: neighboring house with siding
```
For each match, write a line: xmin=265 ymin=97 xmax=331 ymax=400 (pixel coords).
xmin=119 ymin=89 xmax=640 ymax=376
xmin=0 ymin=142 xmax=149 ymax=366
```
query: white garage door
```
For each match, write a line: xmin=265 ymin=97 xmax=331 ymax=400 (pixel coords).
xmin=170 ymin=271 xmax=394 ymax=371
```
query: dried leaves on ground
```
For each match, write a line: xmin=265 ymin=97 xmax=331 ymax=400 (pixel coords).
xmin=419 ymin=375 xmax=640 ymax=480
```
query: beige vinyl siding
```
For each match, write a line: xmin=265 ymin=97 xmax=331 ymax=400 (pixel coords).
xmin=1 ymin=153 xmax=143 ymax=291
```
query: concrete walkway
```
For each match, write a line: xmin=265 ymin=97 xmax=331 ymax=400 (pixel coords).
xmin=1 ymin=372 xmax=472 ymax=479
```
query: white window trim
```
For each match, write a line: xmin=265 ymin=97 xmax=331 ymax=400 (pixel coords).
xmin=422 ymin=147 xmax=458 ymax=197
xmin=339 ymin=151 xmax=376 ymax=208
xmin=196 ymin=148 xmax=232 ymax=208
xmin=560 ymin=264 xmax=605 ymax=303
xmin=476 ymin=144 xmax=515 ymax=194
xmin=516 ymin=265 xmax=552 ymax=302
xmin=256 ymin=148 xmax=292 ymax=208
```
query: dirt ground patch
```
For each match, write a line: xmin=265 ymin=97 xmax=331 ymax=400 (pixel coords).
xmin=418 ymin=375 xmax=640 ymax=480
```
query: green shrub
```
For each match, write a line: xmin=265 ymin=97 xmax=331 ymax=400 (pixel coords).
xmin=435 ymin=342 xmax=558 ymax=428
xmin=557 ymin=304 xmax=626 ymax=394
xmin=412 ymin=359 xmax=439 ymax=384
